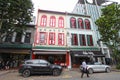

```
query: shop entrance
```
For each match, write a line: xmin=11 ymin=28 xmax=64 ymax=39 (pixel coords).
xmin=35 ymin=54 xmax=66 ymax=67
xmin=71 ymin=56 xmax=90 ymax=68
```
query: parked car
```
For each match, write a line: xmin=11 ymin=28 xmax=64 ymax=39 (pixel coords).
xmin=80 ymin=62 xmax=111 ymax=74
xmin=19 ymin=59 xmax=63 ymax=77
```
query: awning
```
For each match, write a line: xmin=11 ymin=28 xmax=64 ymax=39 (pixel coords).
xmin=33 ymin=50 xmax=66 ymax=55
xmin=0 ymin=49 xmax=31 ymax=54
xmin=70 ymin=51 xmax=105 ymax=57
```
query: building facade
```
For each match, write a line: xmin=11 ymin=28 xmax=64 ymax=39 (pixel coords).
xmin=32 ymin=10 xmax=69 ymax=67
xmin=0 ymin=22 xmax=35 ymax=68
xmin=32 ymin=9 xmax=105 ymax=68
xmin=72 ymin=0 xmax=111 ymax=64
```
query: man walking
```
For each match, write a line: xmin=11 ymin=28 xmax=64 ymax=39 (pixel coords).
xmin=81 ymin=60 xmax=89 ymax=78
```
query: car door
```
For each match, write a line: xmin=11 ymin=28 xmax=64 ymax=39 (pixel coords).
xmin=31 ymin=60 xmax=41 ymax=73
xmin=39 ymin=60 xmax=51 ymax=73
xmin=94 ymin=62 xmax=105 ymax=72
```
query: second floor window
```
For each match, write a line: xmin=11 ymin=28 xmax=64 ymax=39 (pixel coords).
xmin=79 ymin=34 xmax=86 ymax=46
xmin=5 ymin=34 xmax=12 ymax=42
xmin=40 ymin=32 xmax=47 ymax=45
xmin=58 ymin=17 xmax=64 ymax=28
xmin=78 ymin=18 xmax=84 ymax=29
xmin=70 ymin=17 xmax=76 ymax=28
xmin=71 ymin=34 xmax=78 ymax=45
xmin=15 ymin=32 xmax=22 ymax=42
xmin=58 ymin=33 xmax=64 ymax=46
xmin=40 ymin=15 xmax=47 ymax=26
xmin=24 ymin=32 xmax=31 ymax=43
xmin=49 ymin=32 xmax=55 ymax=45
xmin=85 ymin=19 xmax=91 ymax=30
xmin=87 ymin=35 xmax=93 ymax=46
xmin=49 ymin=16 xmax=56 ymax=27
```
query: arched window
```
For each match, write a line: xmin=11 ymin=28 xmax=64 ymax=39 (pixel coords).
xmin=78 ymin=18 xmax=84 ymax=29
xmin=85 ymin=19 xmax=91 ymax=29
xmin=49 ymin=16 xmax=56 ymax=27
xmin=40 ymin=15 xmax=47 ymax=26
xmin=58 ymin=17 xmax=64 ymax=28
xmin=70 ymin=17 xmax=76 ymax=28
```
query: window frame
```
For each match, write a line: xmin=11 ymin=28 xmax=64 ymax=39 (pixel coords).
xmin=85 ymin=19 xmax=91 ymax=30
xmin=49 ymin=32 xmax=55 ymax=45
xmin=79 ymin=34 xmax=86 ymax=46
xmin=39 ymin=32 xmax=47 ymax=45
xmin=78 ymin=18 xmax=84 ymax=29
xmin=70 ymin=17 xmax=76 ymax=28
xmin=49 ymin=16 xmax=56 ymax=27
xmin=58 ymin=33 xmax=64 ymax=46
xmin=71 ymin=34 xmax=78 ymax=46
xmin=87 ymin=35 xmax=93 ymax=46
xmin=40 ymin=15 xmax=47 ymax=27
xmin=58 ymin=17 xmax=64 ymax=28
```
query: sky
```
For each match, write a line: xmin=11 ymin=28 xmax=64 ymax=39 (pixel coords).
xmin=31 ymin=0 xmax=120 ymax=16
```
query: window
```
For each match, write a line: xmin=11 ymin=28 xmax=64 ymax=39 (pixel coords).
xmin=24 ymin=32 xmax=31 ymax=43
xmin=71 ymin=34 xmax=78 ymax=45
xmin=70 ymin=17 xmax=76 ymax=28
xmin=78 ymin=18 xmax=84 ymax=29
xmin=49 ymin=16 xmax=56 ymax=27
xmin=15 ymin=32 xmax=22 ymax=42
xmin=85 ymin=19 xmax=91 ymax=29
xmin=40 ymin=15 xmax=47 ymax=26
xmin=5 ymin=34 xmax=12 ymax=42
xmin=79 ymin=34 xmax=86 ymax=46
xmin=49 ymin=32 xmax=55 ymax=45
xmin=40 ymin=32 xmax=47 ymax=45
xmin=58 ymin=33 xmax=64 ymax=46
xmin=87 ymin=35 xmax=93 ymax=46
xmin=58 ymin=17 xmax=64 ymax=28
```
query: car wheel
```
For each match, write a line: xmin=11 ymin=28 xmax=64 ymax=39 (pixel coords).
xmin=53 ymin=69 xmax=60 ymax=76
xmin=22 ymin=69 xmax=31 ymax=77
xmin=88 ymin=68 xmax=93 ymax=74
xmin=106 ymin=67 xmax=111 ymax=73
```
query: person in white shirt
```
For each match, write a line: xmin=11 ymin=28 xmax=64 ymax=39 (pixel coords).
xmin=81 ymin=60 xmax=89 ymax=78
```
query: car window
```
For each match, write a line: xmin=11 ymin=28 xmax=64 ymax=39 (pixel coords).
xmin=94 ymin=62 xmax=102 ymax=65
xmin=40 ymin=60 xmax=49 ymax=66
xmin=26 ymin=61 xmax=33 ymax=64
xmin=32 ymin=60 xmax=40 ymax=64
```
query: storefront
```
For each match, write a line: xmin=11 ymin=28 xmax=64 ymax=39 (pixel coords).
xmin=32 ymin=50 xmax=70 ymax=68
xmin=70 ymin=51 xmax=105 ymax=68
xmin=0 ymin=43 xmax=32 ymax=68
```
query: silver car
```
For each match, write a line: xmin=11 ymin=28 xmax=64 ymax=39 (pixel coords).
xmin=80 ymin=62 xmax=111 ymax=74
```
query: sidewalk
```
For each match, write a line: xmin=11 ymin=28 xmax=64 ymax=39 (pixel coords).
xmin=0 ymin=69 xmax=17 ymax=76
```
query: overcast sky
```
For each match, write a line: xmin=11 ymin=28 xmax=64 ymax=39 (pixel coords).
xmin=32 ymin=0 xmax=120 ymax=16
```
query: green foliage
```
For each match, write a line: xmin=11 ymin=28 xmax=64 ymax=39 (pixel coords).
xmin=0 ymin=0 xmax=33 ymax=42
xmin=95 ymin=4 xmax=120 ymax=64
xmin=116 ymin=64 xmax=120 ymax=69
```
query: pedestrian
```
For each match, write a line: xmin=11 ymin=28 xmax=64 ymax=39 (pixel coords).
xmin=81 ymin=60 xmax=89 ymax=78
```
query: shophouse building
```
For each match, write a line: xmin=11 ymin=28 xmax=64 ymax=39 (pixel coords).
xmin=32 ymin=9 xmax=104 ymax=68
xmin=0 ymin=17 xmax=36 ymax=67
xmin=72 ymin=0 xmax=111 ymax=65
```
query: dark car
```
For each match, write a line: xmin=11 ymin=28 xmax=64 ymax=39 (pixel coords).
xmin=19 ymin=59 xmax=63 ymax=77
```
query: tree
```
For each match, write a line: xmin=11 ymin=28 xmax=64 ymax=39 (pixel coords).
xmin=0 ymin=0 xmax=33 ymax=43
xmin=95 ymin=3 xmax=120 ymax=65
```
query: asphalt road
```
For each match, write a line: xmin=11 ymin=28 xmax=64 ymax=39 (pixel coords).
xmin=0 ymin=69 xmax=120 ymax=80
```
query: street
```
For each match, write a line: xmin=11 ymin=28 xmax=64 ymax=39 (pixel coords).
xmin=0 ymin=69 xmax=120 ymax=80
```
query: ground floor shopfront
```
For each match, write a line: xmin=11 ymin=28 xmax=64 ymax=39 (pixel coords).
xmin=32 ymin=50 xmax=70 ymax=68
xmin=0 ymin=43 xmax=32 ymax=68
xmin=0 ymin=49 xmax=31 ymax=68
xmin=32 ymin=46 xmax=106 ymax=69
xmin=70 ymin=51 xmax=106 ymax=68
